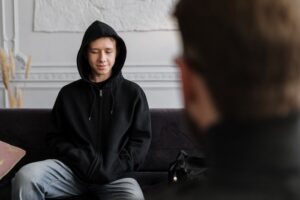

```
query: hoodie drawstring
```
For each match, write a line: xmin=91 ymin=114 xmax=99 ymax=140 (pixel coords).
xmin=89 ymin=85 xmax=96 ymax=120
xmin=110 ymin=85 xmax=115 ymax=115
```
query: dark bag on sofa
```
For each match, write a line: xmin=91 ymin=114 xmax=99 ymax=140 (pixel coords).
xmin=168 ymin=150 xmax=207 ymax=184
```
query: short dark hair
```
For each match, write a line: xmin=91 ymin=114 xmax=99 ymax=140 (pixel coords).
xmin=174 ymin=0 xmax=300 ymax=120
xmin=86 ymin=36 xmax=117 ymax=53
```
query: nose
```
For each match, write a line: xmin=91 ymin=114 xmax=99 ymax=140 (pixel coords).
xmin=98 ymin=52 xmax=106 ymax=63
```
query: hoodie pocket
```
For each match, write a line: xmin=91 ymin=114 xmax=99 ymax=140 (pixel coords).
xmin=109 ymin=150 xmax=130 ymax=175
xmin=87 ymin=153 xmax=101 ymax=179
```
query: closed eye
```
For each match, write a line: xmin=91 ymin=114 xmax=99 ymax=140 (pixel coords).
xmin=89 ymin=49 xmax=99 ymax=54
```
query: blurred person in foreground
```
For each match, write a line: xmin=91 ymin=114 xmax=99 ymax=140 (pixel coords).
xmin=156 ymin=0 xmax=300 ymax=199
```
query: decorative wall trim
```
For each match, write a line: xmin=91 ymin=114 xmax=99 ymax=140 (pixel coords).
xmin=0 ymin=0 xmax=18 ymax=51
xmin=2 ymin=63 xmax=180 ymax=88
xmin=10 ymin=71 xmax=179 ymax=82
xmin=1 ymin=0 xmax=31 ymax=107
xmin=31 ymin=63 xmax=177 ymax=69
xmin=7 ymin=62 xmax=179 ymax=83
xmin=12 ymin=0 xmax=19 ymax=52
xmin=9 ymin=83 xmax=181 ymax=90
xmin=14 ymin=64 xmax=180 ymax=82
xmin=0 ymin=0 xmax=7 ymax=49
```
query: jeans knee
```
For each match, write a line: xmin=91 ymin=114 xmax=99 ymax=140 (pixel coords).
xmin=13 ymin=163 xmax=44 ymax=188
xmin=131 ymin=190 xmax=144 ymax=200
xmin=101 ymin=178 xmax=144 ymax=200
xmin=126 ymin=179 xmax=144 ymax=200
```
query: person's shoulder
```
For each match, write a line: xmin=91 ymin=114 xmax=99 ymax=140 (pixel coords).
xmin=119 ymin=78 xmax=148 ymax=101
xmin=60 ymin=79 xmax=86 ymax=93
xmin=57 ymin=80 xmax=88 ymax=99
xmin=121 ymin=78 xmax=144 ymax=94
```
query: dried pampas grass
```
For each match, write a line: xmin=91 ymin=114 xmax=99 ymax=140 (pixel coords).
xmin=0 ymin=48 xmax=6 ymax=67
xmin=7 ymin=86 xmax=16 ymax=108
xmin=9 ymin=49 xmax=16 ymax=79
xmin=2 ymin=64 xmax=10 ymax=90
xmin=0 ymin=49 xmax=10 ymax=90
xmin=25 ymin=55 xmax=32 ymax=79
xmin=16 ymin=88 xmax=23 ymax=108
xmin=0 ymin=48 xmax=32 ymax=108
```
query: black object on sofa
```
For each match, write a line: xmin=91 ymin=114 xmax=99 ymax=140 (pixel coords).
xmin=0 ymin=109 xmax=203 ymax=199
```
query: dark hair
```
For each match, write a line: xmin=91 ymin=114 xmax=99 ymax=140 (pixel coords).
xmin=85 ymin=36 xmax=118 ymax=55
xmin=174 ymin=0 xmax=300 ymax=120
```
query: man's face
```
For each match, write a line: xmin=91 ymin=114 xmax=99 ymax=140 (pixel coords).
xmin=87 ymin=37 xmax=117 ymax=82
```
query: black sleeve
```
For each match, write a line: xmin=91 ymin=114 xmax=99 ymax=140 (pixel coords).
xmin=46 ymin=89 xmax=95 ymax=178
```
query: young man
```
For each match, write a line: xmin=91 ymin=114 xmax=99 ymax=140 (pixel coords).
xmin=156 ymin=0 xmax=300 ymax=199
xmin=12 ymin=21 xmax=151 ymax=200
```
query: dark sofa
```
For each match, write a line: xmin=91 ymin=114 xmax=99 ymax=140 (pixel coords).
xmin=0 ymin=109 xmax=202 ymax=199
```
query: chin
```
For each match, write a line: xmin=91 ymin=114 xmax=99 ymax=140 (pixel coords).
xmin=95 ymin=70 xmax=108 ymax=75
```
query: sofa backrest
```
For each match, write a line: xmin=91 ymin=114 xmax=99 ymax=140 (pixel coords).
xmin=0 ymin=109 xmax=202 ymax=172
xmin=142 ymin=109 xmax=202 ymax=171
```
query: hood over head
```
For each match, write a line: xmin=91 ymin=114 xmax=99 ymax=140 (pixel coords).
xmin=77 ymin=20 xmax=127 ymax=82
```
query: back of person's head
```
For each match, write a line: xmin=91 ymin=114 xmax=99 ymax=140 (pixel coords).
xmin=174 ymin=0 xmax=300 ymax=121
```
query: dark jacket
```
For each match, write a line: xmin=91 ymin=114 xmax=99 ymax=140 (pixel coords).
xmin=47 ymin=21 xmax=152 ymax=184
xmin=156 ymin=112 xmax=300 ymax=199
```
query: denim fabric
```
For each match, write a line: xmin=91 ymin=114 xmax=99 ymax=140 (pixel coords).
xmin=11 ymin=159 xmax=144 ymax=200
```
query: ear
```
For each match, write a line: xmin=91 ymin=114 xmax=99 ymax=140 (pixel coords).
xmin=176 ymin=58 xmax=219 ymax=129
xmin=176 ymin=57 xmax=194 ymax=105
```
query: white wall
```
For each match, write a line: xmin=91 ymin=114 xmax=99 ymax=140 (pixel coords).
xmin=0 ymin=0 xmax=183 ymax=108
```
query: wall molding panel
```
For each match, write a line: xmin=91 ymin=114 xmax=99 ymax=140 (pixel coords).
xmin=0 ymin=0 xmax=7 ymax=49
xmin=11 ymin=66 xmax=179 ymax=84
xmin=19 ymin=71 xmax=179 ymax=82
xmin=0 ymin=0 xmax=19 ymax=52
xmin=1 ymin=64 xmax=182 ymax=108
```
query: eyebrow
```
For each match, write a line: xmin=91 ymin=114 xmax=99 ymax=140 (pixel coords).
xmin=89 ymin=47 xmax=114 ymax=50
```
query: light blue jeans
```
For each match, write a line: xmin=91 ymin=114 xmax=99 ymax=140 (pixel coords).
xmin=11 ymin=159 xmax=144 ymax=200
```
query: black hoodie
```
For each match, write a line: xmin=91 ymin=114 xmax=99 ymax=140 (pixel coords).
xmin=47 ymin=21 xmax=152 ymax=184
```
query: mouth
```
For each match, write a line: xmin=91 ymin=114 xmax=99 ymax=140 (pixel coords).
xmin=96 ymin=65 xmax=106 ymax=69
